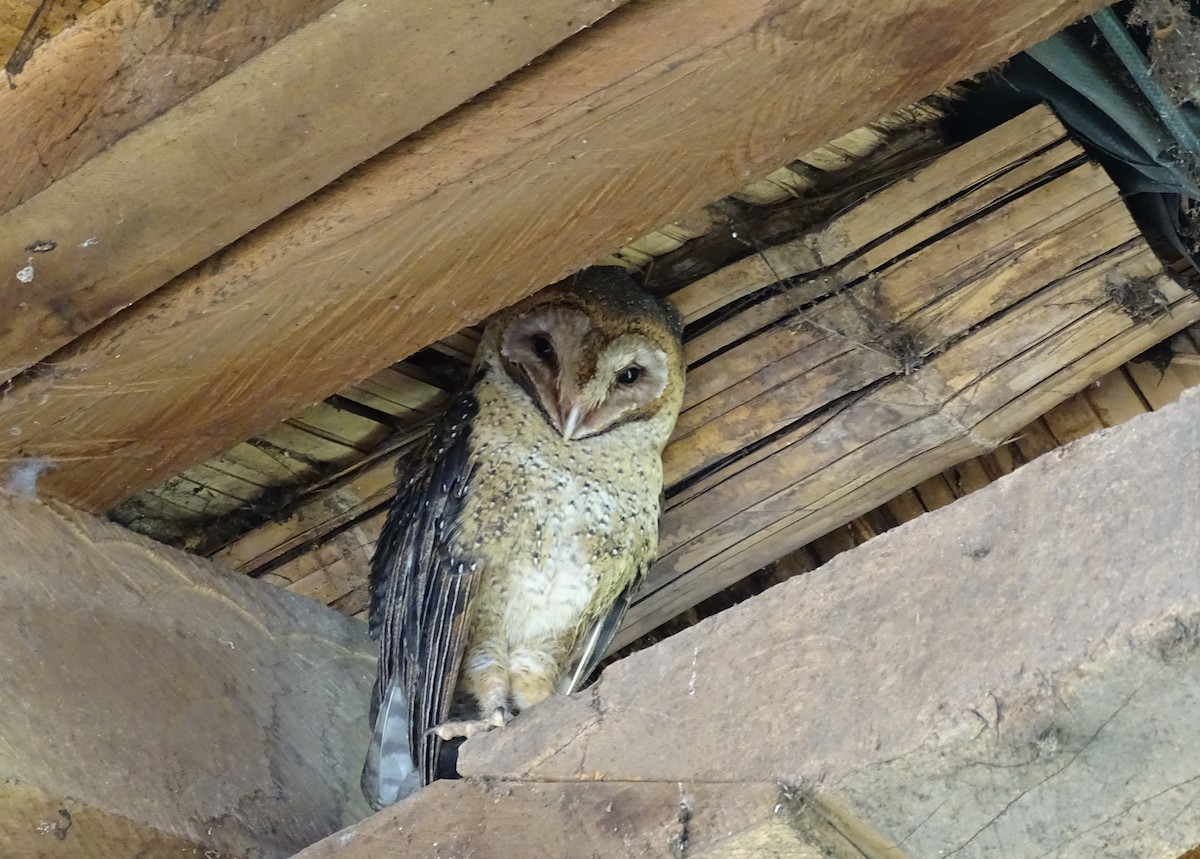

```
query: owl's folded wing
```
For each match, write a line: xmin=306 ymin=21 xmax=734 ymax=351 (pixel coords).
xmin=363 ymin=383 xmax=482 ymax=807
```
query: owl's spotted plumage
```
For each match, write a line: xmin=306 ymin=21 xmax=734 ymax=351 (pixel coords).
xmin=362 ymin=268 xmax=685 ymax=807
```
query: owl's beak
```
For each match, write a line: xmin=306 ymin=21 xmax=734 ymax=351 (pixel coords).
xmin=560 ymin=403 xmax=583 ymax=441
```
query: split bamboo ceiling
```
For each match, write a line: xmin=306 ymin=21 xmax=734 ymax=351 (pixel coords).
xmin=6 ymin=0 xmax=1194 ymax=645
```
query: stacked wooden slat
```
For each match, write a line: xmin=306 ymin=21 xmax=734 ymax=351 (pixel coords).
xmin=615 ymin=107 xmax=1199 ymax=646
xmin=199 ymin=107 xmax=1200 ymax=646
xmin=108 ymin=361 xmax=446 ymax=549
xmin=123 ymin=99 xmax=955 ymax=555
xmin=613 ymin=326 xmax=1200 ymax=657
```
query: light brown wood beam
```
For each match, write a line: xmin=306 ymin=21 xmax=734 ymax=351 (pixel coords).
xmin=0 ymin=0 xmax=1106 ymax=511
xmin=1 ymin=0 xmax=107 ymax=76
xmin=293 ymin=781 xmax=854 ymax=859
xmin=0 ymin=0 xmax=627 ymax=379
xmin=458 ymin=386 xmax=1200 ymax=858
xmin=1 ymin=0 xmax=338 ymax=212
xmin=0 ymin=494 xmax=374 ymax=857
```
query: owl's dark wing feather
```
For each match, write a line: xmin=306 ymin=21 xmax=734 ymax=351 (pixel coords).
xmin=361 ymin=384 xmax=481 ymax=808
xmin=558 ymin=561 xmax=649 ymax=695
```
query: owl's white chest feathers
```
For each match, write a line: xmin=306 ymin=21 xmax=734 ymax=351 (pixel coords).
xmin=454 ymin=376 xmax=662 ymax=650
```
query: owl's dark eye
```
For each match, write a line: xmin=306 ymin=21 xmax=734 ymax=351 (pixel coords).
xmin=531 ymin=334 xmax=556 ymax=365
xmin=616 ymin=365 xmax=643 ymax=385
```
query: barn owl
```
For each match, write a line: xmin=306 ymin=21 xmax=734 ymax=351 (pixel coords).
xmin=361 ymin=267 xmax=686 ymax=807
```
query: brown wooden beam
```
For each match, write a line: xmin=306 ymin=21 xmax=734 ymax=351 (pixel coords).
xmin=1 ymin=0 xmax=107 ymax=78
xmin=1 ymin=0 xmax=337 ymax=213
xmin=0 ymin=0 xmax=1107 ymax=511
xmin=0 ymin=0 xmax=625 ymax=379
xmin=291 ymin=781 xmax=851 ymax=859
xmin=0 ymin=494 xmax=374 ymax=858
xmin=457 ymin=387 xmax=1200 ymax=857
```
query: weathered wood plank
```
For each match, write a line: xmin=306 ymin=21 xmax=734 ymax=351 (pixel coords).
xmin=665 ymin=168 xmax=1131 ymax=491
xmin=208 ymin=432 xmax=423 ymax=573
xmin=0 ymin=494 xmax=374 ymax=858
xmin=612 ymin=148 xmax=1195 ymax=643
xmin=617 ymin=255 xmax=1199 ymax=647
xmin=667 ymin=107 xmax=1072 ymax=327
xmin=0 ymin=0 xmax=628 ymax=383
xmin=459 ymin=388 xmax=1200 ymax=859
xmin=0 ymin=0 xmax=107 ymax=77
xmin=293 ymin=781 xmax=850 ymax=859
xmin=0 ymin=0 xmax=1107 ymax=511
xmin=1 ymin=0 xmax=335 ymax=211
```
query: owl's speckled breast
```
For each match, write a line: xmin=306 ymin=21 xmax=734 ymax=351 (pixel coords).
xmin=454 ymin=371 xmax=663 ymax=647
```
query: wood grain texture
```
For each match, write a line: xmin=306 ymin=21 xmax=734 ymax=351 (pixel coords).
xmin=291 ymin=780 xmax=848 ymax=859
xmin=460 ymin=388 xmax=1200 ymax=859
xmin=1 ymin=0 xmax=338 ymax=213
xmin=1 ymin=0 xmax=107 ymax=78
xmin=0 ymin=0 xmax=627 ymax=380
xmin=612 ymin=115 xmax=1200 ymax=647
xmin=0 ymin=0 xmax=1107 ymax=511
xmin=0 ymin=494 xmax=374 ymax=858
xmin=618 ymin=260 xmax=1200 ymax=650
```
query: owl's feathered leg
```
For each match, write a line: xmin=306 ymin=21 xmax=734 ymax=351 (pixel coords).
xmin=431 ymin=642 xmax=513 ymax=739
xmin=429 ymin=706 xmax=510 ymax=740
xmin=509 ymin=639 xmax=570 ymax=711
xmin=361 ymin=675 xmax=421 ymax=809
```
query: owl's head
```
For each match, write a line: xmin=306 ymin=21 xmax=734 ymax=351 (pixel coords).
xmin=478 ymin=268 xmax=685 ymax=445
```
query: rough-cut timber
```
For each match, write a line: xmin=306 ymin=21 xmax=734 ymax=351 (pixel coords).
xmin=0 ymin=0 xmax=1107 ymax=512
xmin=612 ymin=108 xmax=1200 ymax=648
xmin=0 ymin=493 xmax=375 ymax=858
xmin=0 ymin=0 xmax=626 ymax=384
xmin=208 ymin=109 xmax=1200 ymax=647
xmin=456 ymin=388 xmax=1200 ymax=859
xmin=0 ymin=0 xmax=107 ymax=78
xmin=292 ymin=781 xmax=855 ymax=859
xmin=1 ymin=0 xmax=336 ymax=212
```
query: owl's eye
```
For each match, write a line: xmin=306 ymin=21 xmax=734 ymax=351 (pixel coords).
xmin=616 ymin=365 xmax=643 ymax=385
xmin=531 ymin=335 xmax=556 ymax=365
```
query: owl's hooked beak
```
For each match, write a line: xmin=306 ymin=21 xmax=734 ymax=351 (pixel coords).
xmin=559 ymin=402 xmax=584 ymax=441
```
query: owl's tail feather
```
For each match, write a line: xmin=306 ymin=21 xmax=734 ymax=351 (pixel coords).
xmin=361 ymin=675 xmax=421 ymax=809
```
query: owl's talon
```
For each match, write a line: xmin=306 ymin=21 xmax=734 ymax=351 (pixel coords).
xmin=429 ymin=707 xmax=511 ymax=740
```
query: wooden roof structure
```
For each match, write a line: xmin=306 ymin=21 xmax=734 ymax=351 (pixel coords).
xmin=10 ymin=2 xmax=1200 ymax=857
xmin=5 ymin=0 xmax=1199 ymax=651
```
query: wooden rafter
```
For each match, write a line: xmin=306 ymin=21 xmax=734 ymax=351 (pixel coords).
xmin=0 ymin=0 xmax=626 ymax=381
xmin=1 ymin=0 xmax=107 ymax=77
xmin=2 ymin=0 xmax=333 ymax=213
xmin=0 ymin=0 xmax=1106 ymax=511
xmin=210 ymin=108 xmax=1200 ymax=650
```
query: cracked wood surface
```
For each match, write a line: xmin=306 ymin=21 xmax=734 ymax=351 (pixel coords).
xmin=457 ymin=388 xmax=1200 ymax=857
xmin=1 ymin=0 xmax=339 ymax=214
xmin=291 ymin=781 xmax=858 ymax=859
xmin=0 ymin=493 xmax=375 ymax=858
xmin=0 ymin=0 xmax=107 ymax=80
xmin=0 ymin=0 xmax=1106 ymax=512
xmin=0 ymin=0 xmax=627 ymax=382
xmin=206 ymin=109 xmax=1200 ymax=650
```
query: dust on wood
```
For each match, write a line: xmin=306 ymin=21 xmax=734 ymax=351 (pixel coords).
xmin=3 ymin=0 xmax=106 ymax=80
xmin=0 ymin=0 xmax=625 ymax=391
xmin=1129 ymin=0 xmax=1200 ymax=106
xmin=1105 ymin=270 xmax=1171 ymax=322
